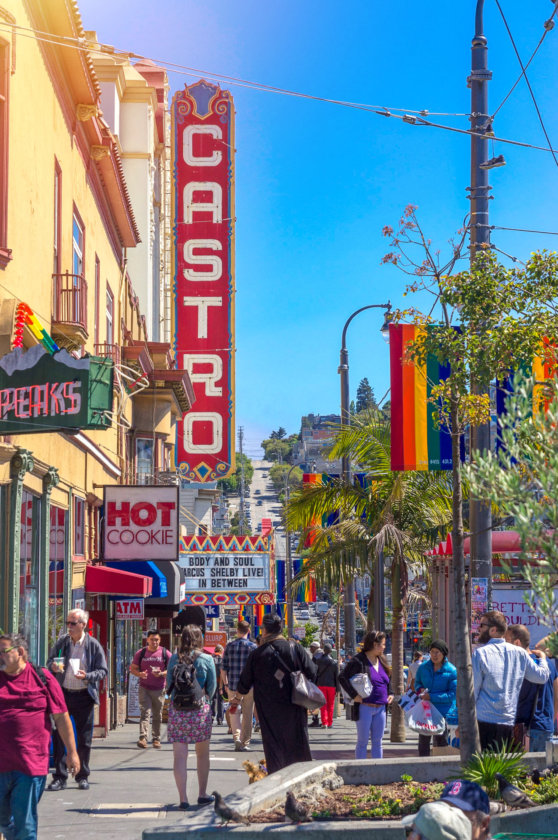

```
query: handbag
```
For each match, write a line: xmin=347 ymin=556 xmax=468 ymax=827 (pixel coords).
xmin=271 ymin=644 xmax=326 ymax=712
xmin=350 ymin=672 xmax=373 ymax=698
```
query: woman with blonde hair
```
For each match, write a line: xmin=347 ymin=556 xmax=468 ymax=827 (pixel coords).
xmin=166 ymin=625 xmax=216 ymax=810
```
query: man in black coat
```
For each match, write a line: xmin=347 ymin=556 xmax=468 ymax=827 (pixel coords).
xmin=46 ymin=609 xmax=108 ymax=791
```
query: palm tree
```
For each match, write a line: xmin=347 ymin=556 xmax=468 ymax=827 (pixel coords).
xmin=286 ymin=413 xmax=453 ymax=742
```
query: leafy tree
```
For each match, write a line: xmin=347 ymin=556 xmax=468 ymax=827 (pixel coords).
xmin=261 ymin=432 xmax=299 ymax=462
xmin=270 ymin=427 xmax=287 ymax=440
xmin=229 ymin=509 xmax=252 ymax=536
xmin=356 ymin=378 xmax=377 ymax=413
xmin=217 ymin=452 xmax=254 ymax=494
xmin=469 ymin=374 xmax=558 ymax=628
xmin=268 ymin=463 xmax=303 ymax=494
xmin=383 ymin=205 xmax=558 ymax=759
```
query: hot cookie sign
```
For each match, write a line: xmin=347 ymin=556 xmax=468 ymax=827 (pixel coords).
xmin=103 ymin=486 xmax=179 ymax=561
xmin=172 ymin=80 xmax=235 ymax=482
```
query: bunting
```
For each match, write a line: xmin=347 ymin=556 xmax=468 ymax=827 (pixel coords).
xmin=389 ymin=323 xmax=453 ymax=472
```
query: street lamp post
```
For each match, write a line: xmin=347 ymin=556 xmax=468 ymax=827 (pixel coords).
xmin=284 ymin=462 xmax=305 ymax=639
xmin=468 ymin=0 xmax=493 ymax=604
xmin=338 ymin=303 xmax=392 ymax=657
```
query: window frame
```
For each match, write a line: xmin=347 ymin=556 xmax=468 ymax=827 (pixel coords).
xmin=94 ymin=255 xmax=100 ymax=347
xmin=72 ymin=206 xmax=85 ymax=278
xmin=73 ymin=495 xmax=85 ymax=557
xmin=106 ymin=283 xmax=114 ymax=345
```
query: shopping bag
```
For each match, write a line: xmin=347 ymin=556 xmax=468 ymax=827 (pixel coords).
xmin=398 ymin=689 xmax=420 ymax=712
xmin=349 ymin=672 xmax=373 ymax=698
xmin=405 ymin=699 xmax=446 ymax=735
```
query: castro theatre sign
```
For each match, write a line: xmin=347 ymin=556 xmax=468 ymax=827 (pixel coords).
xmin=172 ymin=80 xmax=235 ymax=483
xmin=103 ymin=486 xmax=179 ymax=561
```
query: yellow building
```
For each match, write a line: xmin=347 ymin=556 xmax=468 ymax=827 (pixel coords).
xmin=0 ymin=1 xmax=192 ymax=730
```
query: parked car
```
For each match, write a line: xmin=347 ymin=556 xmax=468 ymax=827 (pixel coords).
xmin=256 ymin=499 xmax=263 ymax=506
xmin=254 ymin=489 xmax=261 ymax=495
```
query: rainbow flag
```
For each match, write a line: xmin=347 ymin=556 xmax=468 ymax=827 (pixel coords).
xmin=389 ymin=324 xmax=453 ymax=472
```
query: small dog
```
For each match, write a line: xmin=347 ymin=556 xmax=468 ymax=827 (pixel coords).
xmin=242 ymin=759 xmax=268 ymax=783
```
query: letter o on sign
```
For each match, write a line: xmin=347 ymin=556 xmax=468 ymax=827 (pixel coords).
xmin=131 ymin=503 xmax=157 ymax=527
xmin=120 ymin=529 xmax=135 ymax=544
xmin=184 ymin=412 xmax=222 ymax=454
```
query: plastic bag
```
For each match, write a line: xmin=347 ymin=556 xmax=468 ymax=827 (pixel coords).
xmin=350 ymin=672 xmax=373 ymax=698
xmin=405 ymin=699 xmax=446 ymax=735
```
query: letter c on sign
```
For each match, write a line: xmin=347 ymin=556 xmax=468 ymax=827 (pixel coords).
xmin=184 ymin=412 xmax=222 ymax=454
xmin=183 ymin=125 xmax=223 ymax=166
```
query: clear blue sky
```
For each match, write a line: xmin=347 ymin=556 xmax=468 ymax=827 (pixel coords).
xmin=79 ymin=0 xmax=558 ymax=458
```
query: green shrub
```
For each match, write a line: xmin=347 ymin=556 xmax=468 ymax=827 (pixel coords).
xmin=459 ymin=741 xmax=527 ymax=799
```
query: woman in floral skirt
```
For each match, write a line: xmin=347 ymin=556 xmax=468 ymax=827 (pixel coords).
xmin=166 ymin=624 xmax=216 ymax=810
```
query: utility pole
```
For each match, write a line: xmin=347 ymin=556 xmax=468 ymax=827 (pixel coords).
xmin=468 ymin=0 xmax=493 ymax=609
xmin=239 ymin=426 xmax=246 ymax=533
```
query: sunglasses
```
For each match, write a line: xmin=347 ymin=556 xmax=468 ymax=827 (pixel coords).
xmin=0 ymin=646 xmax=16 ymax=655
xmin=66 ymin=621 xmax=81 ymax=626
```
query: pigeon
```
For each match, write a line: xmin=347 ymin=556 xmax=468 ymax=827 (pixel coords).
xmin=285 ymin=790 xmax=312 ymax=823
xmin=531 ymin=767 xmax=551 ymax=785
xmin=495 ymin=773 xmax=535 ymax=809
xmin=212 ymin=791 xmax=250 ymax=825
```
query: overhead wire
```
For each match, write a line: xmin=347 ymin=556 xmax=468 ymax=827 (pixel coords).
xmin=493 ymin=0 xmax=558 ymax=169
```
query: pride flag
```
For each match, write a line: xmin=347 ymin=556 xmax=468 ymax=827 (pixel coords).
xmin=389 ymin=324 xmax=453 ymax=472
xmin=496 ymin=342 xmax=558 ymax=446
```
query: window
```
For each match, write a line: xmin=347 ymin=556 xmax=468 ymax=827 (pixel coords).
xmin=136 ymin=437 xmax=154 ymax=484
xmin=94 ymin=256 xmax=100 ymax=346
xmin=74 ymin=496 xmax=84 ymax=556
xmin=53 ymin=160 xmax=62 ymax=274
xmin=49 ymin=505 xmax=67 ymax=647
xmin=19 ymin=491 xmax=41 ymax=662
xmin=0 ymin=39 xmax=10 ymax=265
xmin=72 ymin=211 xmax=84 ymax=276
xmin=106 ymin=284 xmax=114 ymax=345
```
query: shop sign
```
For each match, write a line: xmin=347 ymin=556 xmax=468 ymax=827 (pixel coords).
xmin=179 ymin=551 xmax=270 ymax=592
xmin=103 ymin=486 xmax=179 ymax=561
xmin=172 ymin=80 xmax=235 ymax=483
xmin=204 ymin=604 xmax=220 ymax=618
xmin=0 ymin=345 xmax=112 ymax=433
xmin=204 ymin=630 xmax=227 ymax=648
xmin=116 ymin=598 xmax=144 ymax=620
xmin=491 ymin=587 xmax=554 ymax=645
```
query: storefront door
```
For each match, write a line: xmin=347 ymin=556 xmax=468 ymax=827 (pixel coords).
xmin=88 ymin=610 xmax=108 ymax=735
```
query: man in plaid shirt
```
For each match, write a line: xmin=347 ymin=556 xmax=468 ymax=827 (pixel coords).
xmin=222 ymin=620 xmax=257 ymax=751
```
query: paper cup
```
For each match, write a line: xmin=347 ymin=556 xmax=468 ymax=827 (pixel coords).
xmin=69 ymin=658 xmax=81 ymax=675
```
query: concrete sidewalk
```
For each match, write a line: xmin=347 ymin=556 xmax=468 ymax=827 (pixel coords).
xmin=37 ymin=715 xmax=420 ymax=840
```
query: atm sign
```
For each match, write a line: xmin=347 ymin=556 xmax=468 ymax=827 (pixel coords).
xmin=116 ymin=599 xmax=144 ymax=620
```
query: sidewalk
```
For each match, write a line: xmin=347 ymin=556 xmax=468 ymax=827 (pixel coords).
xmin=37 ymin=715 xmax=420 ymax=840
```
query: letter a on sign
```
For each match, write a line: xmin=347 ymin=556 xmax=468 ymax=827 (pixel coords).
xmin=172 ymin=80 xmax=235 ymax=483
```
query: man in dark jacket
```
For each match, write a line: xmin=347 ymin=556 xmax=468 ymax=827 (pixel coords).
xmin=46 ymin=609 xmax=108 ymax=791
xmin=315 ymin=643 xmax=339 ymax=728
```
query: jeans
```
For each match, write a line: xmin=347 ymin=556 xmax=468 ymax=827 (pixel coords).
xmin=138 ymin=686 xmax=166 ymax=741
xmin=52 ymin=690 xmax=95 ymax=782
xmin=478 ymin=720 xmax=514 ymax=752
xmin=529 ymin=728 xmax=553 ymax=752
xmin=355 ymin=704 xmax=386 ymax=759
xmin=0 ymin=771 xmax=46 ymax=840
xmin=211 ymin=691 xmax=224 ymax=723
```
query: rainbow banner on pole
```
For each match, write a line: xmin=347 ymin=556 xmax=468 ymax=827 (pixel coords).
xmin=389 ymin=323 xmax=453 ymax=472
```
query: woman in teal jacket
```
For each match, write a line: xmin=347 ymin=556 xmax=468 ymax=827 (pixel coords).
xmin=414 ymin=639 xmax=457 ymax=757
xmin=165 ymin=625 xmax=216 ymax=810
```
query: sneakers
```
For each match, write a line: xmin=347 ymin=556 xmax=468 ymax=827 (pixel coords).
xmin=137 ymin=738 xmax=148 ymax=749
xmin=152 ymin=739 xmax=161 ymax=749
xmin=235 ymin=743 xmax=251 ymax=752
xmin=46 ymin=779 xmax=66 ymax=791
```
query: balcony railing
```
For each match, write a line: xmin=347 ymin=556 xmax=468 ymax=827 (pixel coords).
xmin=52 ymin=272 xmax=88 ymax=333
xmin=94 ymin=343 xmax=121 ymax=366
xmin=123 ymin=470 xmax=181 ymax=487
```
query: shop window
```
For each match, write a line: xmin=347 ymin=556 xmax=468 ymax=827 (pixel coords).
xmin=74 ymin=496 xmax=84 ymax=556
xmin=106 ymin=284 xmax=114 ymax=345
xmin=19 ymin=490 xmax=41 ymax=662
xmin=0 ymin=38 xmax=10 ymax=265
xmin=49 ymin=505 xmax=67 ymax=647
xmin=72 ymin=210 xmax=84 ymax=277
xmin=136 ymin=437 xmax=154 ymax=484
xmin=53 ymin=159 xmax=62 ymax=274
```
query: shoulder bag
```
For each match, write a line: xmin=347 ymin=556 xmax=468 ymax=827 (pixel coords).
xmin=271 ymin=643 xmax=325 ymax=712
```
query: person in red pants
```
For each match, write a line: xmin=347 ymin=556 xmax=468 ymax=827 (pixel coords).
xmin=315 ymin=644 xmax=339 ymax=728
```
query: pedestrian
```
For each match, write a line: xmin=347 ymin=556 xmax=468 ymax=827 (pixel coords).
xmin=211 ymin=644 xmax=225 ymax=725
xmin=46 ymin=608 xmax=108 ymax=791
xmin=0 ymin=633 xmax=80 ymax=840
xmin=230 ymin=612 xmax=317 ymax=774
xmin=407 ymin=650 xmax=425 ymax=691
xmin=308 ymin=641 xmax=323 ymax=727
xmin=472 ymin=610 xmax=549 ymax=751
xmin=439 ymin=779 xmax=491 ymax=840
xmin=315 ymin=643 xmax=339 ymax=728
xmin=506 ymin=624 xmax=558 ymax=752
xmin=414 ymin=639 xmax=457 ymax=757
xmin=401 ymin=800 xmax=472 ymax=840
xmin=339 ymin=630 xmax=393 ymax=759
xmin=221 ymin=619 xmax=257 ymax=751
xmin=166 ymin=624 xmax=216 ymax=810
xmin=130 ymin=629 xmax=172 ymax=749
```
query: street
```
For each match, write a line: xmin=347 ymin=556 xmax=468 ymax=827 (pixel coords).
xmin=37 ymin=716 xmax=419 ymax=839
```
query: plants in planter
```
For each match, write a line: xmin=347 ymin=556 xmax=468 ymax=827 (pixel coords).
xmin=459 ymin=741 xmax=527 ymax=800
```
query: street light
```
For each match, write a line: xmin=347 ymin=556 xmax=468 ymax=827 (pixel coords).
xmin=338 ymin=302 xmax=392 ymax=657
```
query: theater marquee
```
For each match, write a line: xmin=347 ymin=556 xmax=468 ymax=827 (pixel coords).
xmin=172 ymin=80 xmax=235 ymax=483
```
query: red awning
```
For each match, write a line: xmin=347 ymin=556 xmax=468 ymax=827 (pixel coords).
xmin=85 ymin=564 xmax=152 ymax=597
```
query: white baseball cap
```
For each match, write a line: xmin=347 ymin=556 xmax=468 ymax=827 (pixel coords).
xmin=401 ymin=801 xmax=472 ymax=840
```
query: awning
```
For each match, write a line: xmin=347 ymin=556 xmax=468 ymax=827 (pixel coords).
xmin=105 ymin=561 xmax=167 ymax=598
xmin=85 ymin=564 xmax=152 ymax=597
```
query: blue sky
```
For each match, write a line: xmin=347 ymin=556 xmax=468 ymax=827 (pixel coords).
xmin=79 ymin=0 xmax=558 ymax=458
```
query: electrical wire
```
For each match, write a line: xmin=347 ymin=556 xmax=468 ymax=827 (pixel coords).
xmin=492 ymin=3 xmax=558 ymax=118
xmin=489 ymin=224 xmax=558 ymax=236
xmin=494 ymin=0 xmax=558 ymax=169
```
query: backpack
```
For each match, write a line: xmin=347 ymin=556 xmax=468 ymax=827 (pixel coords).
xmin=138 ymin=646 xmax=171 ymax=670
xmin=169 ymin=655 xmax=204 ymax=711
